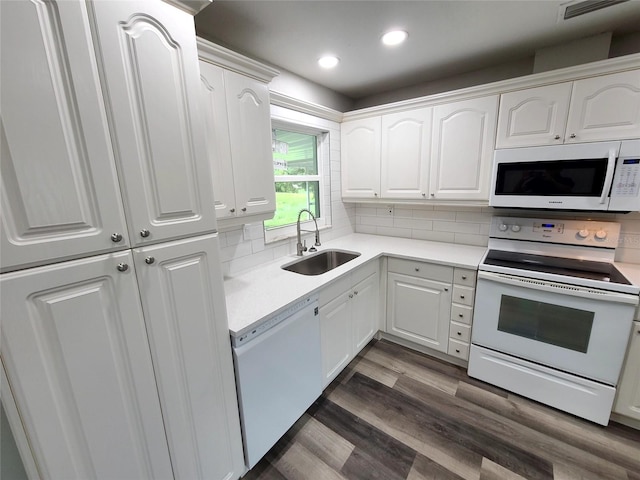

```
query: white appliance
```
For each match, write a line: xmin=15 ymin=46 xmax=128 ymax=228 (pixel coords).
xmin=468 ymin=217 xmax=639 ymax=425
xmin=489 ymin=140 xmax=640 ymax=212
xmin=232 ymin=296 xmax=322 ymax=469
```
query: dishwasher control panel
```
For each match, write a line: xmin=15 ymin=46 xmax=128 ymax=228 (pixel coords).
xmin=232 ymin=295 xmax=319 ymax=347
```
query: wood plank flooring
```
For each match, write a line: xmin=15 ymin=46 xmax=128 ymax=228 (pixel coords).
xmin=243 ymin=339 xmax=640 ymax=480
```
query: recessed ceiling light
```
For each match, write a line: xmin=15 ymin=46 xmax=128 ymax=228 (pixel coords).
xmin=318 ymin=55 xmax=339 ymax=69
xmin=382 ymin=30 xmax=408 ymax=46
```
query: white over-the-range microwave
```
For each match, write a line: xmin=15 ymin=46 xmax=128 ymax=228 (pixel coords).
xmin=489 ymin=139 xmax=640 ymax=212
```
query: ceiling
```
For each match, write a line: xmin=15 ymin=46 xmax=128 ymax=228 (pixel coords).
xmin=194 ymin=1 xmax=640 ymax=101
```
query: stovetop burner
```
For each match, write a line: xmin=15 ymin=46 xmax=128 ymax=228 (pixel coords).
xmin=483 ymin=250 xmax=631 ymax=285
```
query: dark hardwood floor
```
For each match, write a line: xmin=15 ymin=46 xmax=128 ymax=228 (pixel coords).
xmin=243 ymin=339 xmax=640 ymax=480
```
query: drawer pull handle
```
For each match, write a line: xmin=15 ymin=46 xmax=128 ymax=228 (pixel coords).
xmin=145 ymin=256 xmax=155 ymax=265
xmin=460 ymin=295 xmax=465 ymax=299
xmin=111 ymin=233 xmax=123 ymax=242
xmin=457 ymin=331 xmax=462 ymax=336
xmin=458 ymin=313 xmax=464 ymax=318
xmin=455 ymin=349 xmax=460 ymax=353
xmin=415 ymin=267 xmax=420 ymax=272
xmin=461 ymin=275 xmax=467 ymax=280
xmin=117 ymin=263 xmax=129 ymax=272
xmin=444 ymin=288 xmax=449 ymax=292
xmin=140 ymin=228 xmax=150 ymax=238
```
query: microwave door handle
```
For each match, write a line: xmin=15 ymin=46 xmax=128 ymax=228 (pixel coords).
xmin=599 ymin=148 xmax=617 ymax=204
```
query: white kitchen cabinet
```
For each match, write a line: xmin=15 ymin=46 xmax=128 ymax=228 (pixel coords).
xmin=447 ymin=268 xmax=477 ymax=361
xmin=133 ymin=234 xmax=244 ymax=480
xmin=198 ymin=44 xmax=278 ymax=228
xmin=430 ymin=95 xmax=498 ymax=200
xmin=341 ymin=117 xmax=382 ymax=199
xmin=380 ymin=108 xmax=432 ymax=199
xmin=0 ymin=0 xmax=130 ymax=273
xmin=566 ymin=70 xmax=640 ymax=144
xmin=496 ymin=70 xmax=640 ymax=148
xmin=319 ymin=261 xmax=380 ymax=387
xmin=613 ymin=321 xmax=640 ymax=423
xmin=199 ymin=61 xmax=236 ymax=221
xmin=89 ymin=0 xmax=218 ymax=245
xmin=386 ymin=258 xmax=453 ymax=352
xmin=496 ymin=83 xmax=573 ymax=148
xmin=0 ymin=252 xmax=173 ymax=480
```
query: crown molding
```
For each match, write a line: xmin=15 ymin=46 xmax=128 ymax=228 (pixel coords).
xmin=197 ymin=37 xmax=279 ymax=83
xmin=269 ymin=91 xmax=344 ymax=123
xmin=162 ymin=0 xmax=211 ymax=15
xmin=344 ymin=53 xmax=640 ymax=121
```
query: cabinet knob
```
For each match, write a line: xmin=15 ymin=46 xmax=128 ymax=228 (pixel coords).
xmin=354 ymin=291 xmax=358 ymax=295
xmin=111 ymin=233 xmax=123 ymax=243
xmin=554 ymin=135 xmax=561 ymax=140
xmin=461 ymin=275 xmax=467 ymax=280
xmin=460 ymin=295 xmax=465 ymax=299
xmin=444 ymin=287 xmax=449 ymax=292
xmin=421 ymin=193 xmax=426 ymax=197
xmin=455 ymin=349 xmax=460 ymax=353
xmin=415 ymin=267 xmax=420 ymax=272
xmin=459 ymin=313 xmax=464 ymax=318
xmin=349 ymin=294 xmax=354 ymax=299
xmin=144 ymin=256 xmax=155 ymax=265
xmin=116 ymin=263 xmax=129 ymax=272
xmin=241 ymin=207 xmax=247 ymax=212
xmin=430 ymin=193 xmax=435 ymax=197
xmin=457 ymin=331 xmax=462 ymax=336
xmin=230 ymin=208 xmax=235 ymax=213
xmin=374 ymin=193 xmax=378 ymax=197
xmin=570 ymin=133 xmax=576 ymax=139
xmin=140 ymin=228 xmax=150 ymax=238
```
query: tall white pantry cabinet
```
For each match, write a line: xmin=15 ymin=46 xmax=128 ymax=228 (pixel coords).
xmin=0 ymin=1 xmax=245 ymax=480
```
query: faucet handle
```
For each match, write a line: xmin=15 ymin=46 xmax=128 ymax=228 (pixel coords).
xmin=303 ymin=239 xmax=307 ymax=252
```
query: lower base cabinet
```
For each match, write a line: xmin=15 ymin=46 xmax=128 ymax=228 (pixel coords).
xmin=1 ymin=234 xmax=244 ymax=480
xmin=319 ymin=261 xmax=380 ymax=387
xmin=386 ymin=258 xmax=453 ymax=353
xmin=613 ymin=321 xmax=640 ymax=422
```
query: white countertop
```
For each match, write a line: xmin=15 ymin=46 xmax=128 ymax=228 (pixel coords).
xmin=224 ymin=233 xmax=487 ymax=336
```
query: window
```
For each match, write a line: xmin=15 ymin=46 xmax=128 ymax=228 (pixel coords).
xmin=265 ymin=127 xmax=324 ymax=233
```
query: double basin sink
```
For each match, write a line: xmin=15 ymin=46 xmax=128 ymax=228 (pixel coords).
xmin=281 ymin=249 xmax=360 ymax=276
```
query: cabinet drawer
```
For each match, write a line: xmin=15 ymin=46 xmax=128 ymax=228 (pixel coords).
xmin=448 ymin=339 xmax=470 ymax=360
xmin=451 ymin=304 xmax=473 ymax=325
xmin=452 ymin=285 xmax=474 ymax=306
xmin=454 ymin=268 xmax=476 ymax=287
xmin=319 ymin=274 xmax=352 ymax=307
xmin=387 ymin=257 xmax=452 ymax=283
xmin=449 ymin=322 xmax=471 ymax=343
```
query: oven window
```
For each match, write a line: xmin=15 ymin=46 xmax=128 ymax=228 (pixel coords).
xmin=495 ymin=159 xmax=607 ymax=196
xmin=497 ymin=295 xmax=594 ymax=353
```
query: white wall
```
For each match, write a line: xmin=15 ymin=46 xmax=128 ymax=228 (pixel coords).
xmin=355 ymin=204 xmax=640 ymax=264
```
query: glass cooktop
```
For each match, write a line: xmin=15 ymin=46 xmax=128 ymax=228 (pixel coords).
xmin=482 ymin=250 xmax=631 ymax=285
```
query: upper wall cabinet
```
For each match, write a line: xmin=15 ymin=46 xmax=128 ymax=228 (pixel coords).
xmin=342 ymin=109 xmax=432 ymax=200
xmin=198 ymin=40 xmax=278 ymax=229
xmin=341 ymin=117 xmax=382 ymax=198
xmin=496 ymin=70 xmax=640 ymax=148
xmin=0 ymin=0 xmax=130 ymax=273
xmin=430 ymin=95 xmax=498 ymax=200
xmin=381 ymin=109 xmax=432 ymax=199
xmin=89 ymin=0 xmax=218 ymax=245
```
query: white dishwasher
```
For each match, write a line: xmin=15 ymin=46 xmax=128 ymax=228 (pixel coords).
xmin=232 ymin=295 xmax=322 ymax=469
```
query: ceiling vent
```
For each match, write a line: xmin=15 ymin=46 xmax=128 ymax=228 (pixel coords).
xmin=561 ymin=0 xmax=629 ymax=20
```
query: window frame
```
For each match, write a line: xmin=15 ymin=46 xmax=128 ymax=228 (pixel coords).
xmin=264 ymin=120 xmax=329 ymax=243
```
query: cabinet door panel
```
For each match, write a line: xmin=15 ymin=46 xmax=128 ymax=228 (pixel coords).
xmin=352 ymin=271 xmax=380 ymax=351
xmin=496 ymin=83 xmax=572 ymax=148
xmin=387 ymin=272 xmax=451 ymax=352
xmin=341 ymin=117 xmax=382 ymax=198
xmin=381 ymin=108 xmax=432 ymax=199
xmin=566 ymin=70 xmax=640 ymax=143
xmin=89 ymin=0 xmax=217 ymax=244
xmin=613 ymin=321 xmax=640 ymax=421
xmin=1 ymin=252 xmax=172 ymax=480
xmin=430 ymin=96 xmax=498 ymax=200
xmin=1 ymin=0 xmax=128 ymax=272
xmin=200 ymin=61 xmax=236 ymax=220
xmin=320 ymin=292 xmax=352 ymax=387
xmin=133 ymin=234 xmax=244 ymax=480
xmin=224 ymin=70 xmax=276 ymax=217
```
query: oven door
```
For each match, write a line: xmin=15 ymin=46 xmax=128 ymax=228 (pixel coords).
xmin=472 ymin=271 xmax=637 ymax=385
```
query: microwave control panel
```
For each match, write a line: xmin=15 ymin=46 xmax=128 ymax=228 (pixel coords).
xmin=611 ymin=158 xmax=640 ymax=197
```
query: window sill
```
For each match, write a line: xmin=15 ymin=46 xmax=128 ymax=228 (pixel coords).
xmin=264 ymin=224 xmax=332 ymax=245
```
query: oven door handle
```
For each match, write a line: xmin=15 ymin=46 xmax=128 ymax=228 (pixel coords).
xmin=478 ymin=271 xmax=639 ymax=305
xmin=599 ymin=147 xmax=617 ymax=204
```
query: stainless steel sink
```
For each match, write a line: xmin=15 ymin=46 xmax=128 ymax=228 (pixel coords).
xmin=281 ymin=250 xmax=361 ymax=276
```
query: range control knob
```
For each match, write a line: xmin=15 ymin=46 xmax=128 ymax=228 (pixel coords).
xmin=511 ymin=225 xmax=521 ymax=233
xmin=595 ymin=230 xmax=607 ymax=240
xmin=578 ymin=229 xmax=589 ymax=239
xmin=498 ymin=224 xmax=508 ymax=232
